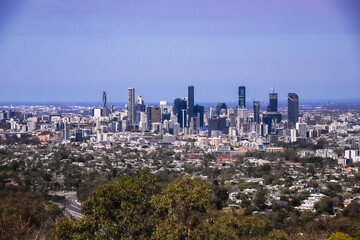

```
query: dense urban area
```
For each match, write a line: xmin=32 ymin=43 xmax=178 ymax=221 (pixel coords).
xmin=1 ymin=87 xmax=360 ymax=240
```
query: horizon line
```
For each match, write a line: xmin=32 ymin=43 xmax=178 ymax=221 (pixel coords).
xmin=1 ymin=98 xmax=360 ymax=106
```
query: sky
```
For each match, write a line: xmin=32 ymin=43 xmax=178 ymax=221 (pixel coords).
xmin=0 ymin=0 xmax=360 ymax=104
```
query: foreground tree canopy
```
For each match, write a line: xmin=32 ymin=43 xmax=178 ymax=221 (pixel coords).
xmin=56 ymin=171 xmax=280 ymax=240
xmin=55 ymin=171 xmax=360 ymax=240
xmin=57 ymin=171 xmax=161 ymax=239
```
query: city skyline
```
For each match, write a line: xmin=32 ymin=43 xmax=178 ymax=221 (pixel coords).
xmin=0 ymin=83 xmax=360 ymax=106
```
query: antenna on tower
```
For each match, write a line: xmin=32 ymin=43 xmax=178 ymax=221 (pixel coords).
xmin=270 ymin=87 xmax=274 ymax=93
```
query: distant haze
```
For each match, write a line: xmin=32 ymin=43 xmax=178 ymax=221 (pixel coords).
xmin=0 ymin=0 xmax=360 ymax=103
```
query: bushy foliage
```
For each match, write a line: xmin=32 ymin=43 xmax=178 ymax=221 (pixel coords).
xmin=55 ymin=171 xmax=360 ymax=240
xmin=0 ymin=185 xmax=62 ymax=239
xmin=55 ymin=172 xmax=281 ymax=240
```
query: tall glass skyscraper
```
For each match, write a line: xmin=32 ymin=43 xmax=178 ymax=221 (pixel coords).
xmin=102 ymin=91 xmax=107 ymax=108
xmin=288 ymin=93 xmax=299 ymax=128
xmin=102 ymin=91 xmax=109 ymax=117
xmin=253 ymin=100 xmax=260 ymax=123
xmin=194 ymin=104 xmax=204 ymax=127
xmin=263 ymin=91 xmax=281 ymax=134
xmin=174 ymin=98 xmax=187 ymax=128
xmin=268 ymin=93 xmax=278 ymax=112
xmin=238 ymin=86 xmax=246 ymax=108
xmin=188 ymin=86 xmax=194 ymax=119
xmin=128 ymin=88 xmax=135 ymax=127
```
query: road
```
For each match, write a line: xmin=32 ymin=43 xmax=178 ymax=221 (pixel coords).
xmin=65 ymin=194 xmax=83 ymax=219
xmin=50 ymin=191 xmax=83 ymax=219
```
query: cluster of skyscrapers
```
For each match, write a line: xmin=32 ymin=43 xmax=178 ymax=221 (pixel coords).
xmin=124 ymin=86 xmax=204 ymax=135
xmin=0 ymin=85 xmax=303 ymax=144
xmin=92 ymin=86 xmax=300 ymax=141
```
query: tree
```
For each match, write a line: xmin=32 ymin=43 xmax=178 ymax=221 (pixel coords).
xmin=327 ymin=232 xmax=353 ymax=240
xmin=284 ymin=177 xmax=294 ymax=188
xmin=308 ymin=165 xmax=316 ymax=176
xmin=315 ymin=196 xmax=334 ymax=215
xmin=192 ymin=215 xmax=238 ymax=240
xmin=193 ymin=215 xmax=273 ymax=240
xmin=76 ymin=173 xmax=109 ymax=202
xmin=150 ymin=175 xmax=211 ymax=240
xmin=0 ymin=185 xmax=61 ymax=240
xmin=55 ymin=219 xmax=76 ymax=240
xmin=267 ymin=229 xmax=289 ymax=240
xmin=254 ymin=186 xmax=268 ymax=210
xmin=56 ymin=170 xmax=161 ymax=239
xmin=210 ymin=184 xmax=229 ymax=210
xmin=235 ymin=215 xmax=272 ymax=238
xmin=239 ymin=193 xmax=251 ymax=209
xmin=343 ymin=200 xmax=360 ymax=219
xmin=326 ymin=182 xmax=342 ymax=196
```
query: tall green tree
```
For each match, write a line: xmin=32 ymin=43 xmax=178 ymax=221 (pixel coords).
xmin=254 ymin=186 xmax=268 ymax=210
xmin=315 ymin=196 xmax=334 ymax=215
xmin=151 ymin=175 xmax=211 ymax=240
xmin=56 ymin=170 xmax=161 ymax=240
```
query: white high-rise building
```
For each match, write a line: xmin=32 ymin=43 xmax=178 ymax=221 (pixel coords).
xmin=10 ymin=118 xmax=18 ymax=131
xmin=290 ymin=128 xmax=297 ymax=142
xmin=296 ymin=122 xmax=307 ymax=138
xmin=27 ymin=118 xmax=37 ymax=132
xmin=345 ymin=150 xmax=360 ymax=160
xmin=93 ymin=108 xmax=102 ymax=118
xmin=139 ymin=112 xmax=148 ymax=131
xmin=237 ymin=107 xmax=248 ymax=120
xmin=63 ymin=122 xmax=70 ymax=141
xmin=137 ymin=96 xmax=144 ymax=105
xmin=209 ymin=107 xmax=215 ymax=119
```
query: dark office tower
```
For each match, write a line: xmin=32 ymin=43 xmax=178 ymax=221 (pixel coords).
xmin=188 ymin=86 xmax=195 ymax=118
xmin=102 ymin=91 xmax=107 ymax=108
xmin=288 ymin=93 xmax=299 ymax=128
xmin=102 ymin=91 xmax=110 ymax=117
xmin=216 ymin=103 xmax=227 ymax=116
xmin=194 ymin=104 xmax=204 ymax=127
xmin=263 ymin=91 xmax=281 ymax=134
xmin=174 ymin=98 xmax=185 ymax=115
xmin=174 ymin=98 xmax=188 ymax=128
xmin=128 ymin=88 xmax=135 ymax=127
xmin=238 ymin=86 xmax=246 ymax=108
xmin=162 ymin=113 xmax=171 ymax=122
xmin=268 ymin=93 xmax=278 ymax=112
xmin=253 ymin=101 xmax=260 ymax=123
xmin=207 ymin=117 xmax=228 ymax=136
xmin=75 ymin=128 xmax=83 ymax=142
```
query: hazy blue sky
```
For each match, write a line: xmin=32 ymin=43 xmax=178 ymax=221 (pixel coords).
xmin=0 ymin=0 xmax=360 ymax=104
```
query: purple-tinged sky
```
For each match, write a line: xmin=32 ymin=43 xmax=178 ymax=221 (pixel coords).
xmin=0 ymin=0 xmax=359 ymax=103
